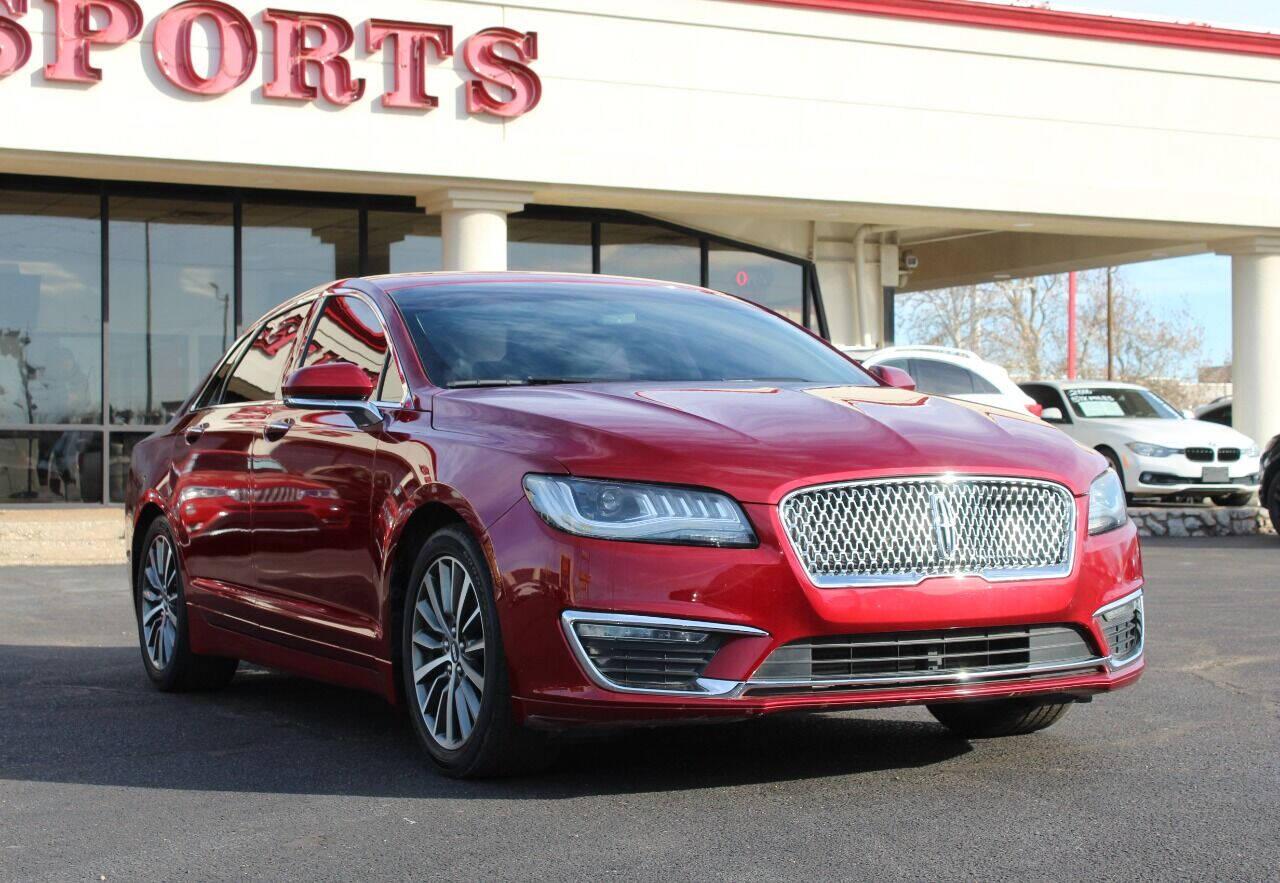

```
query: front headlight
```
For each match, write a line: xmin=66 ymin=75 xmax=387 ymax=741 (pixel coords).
xmin=1126 ymin=441 xmax=1179 ymax=458
xmin=1088 ymin=469 xmax=1128 ymax=535
xmin=1244 ymin=445 xmax=1260 ymax=458
xmin=523 ymin=475 xmax=758 ymax=547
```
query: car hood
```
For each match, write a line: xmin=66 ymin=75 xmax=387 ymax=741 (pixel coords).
xmin=1086 ymin=418 xmax=1258 ymax=449
xmin=431 ymin=383 xmax=1106 ymax=503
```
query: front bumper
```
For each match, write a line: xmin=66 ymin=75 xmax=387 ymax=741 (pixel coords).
xmin=1120 ymin=450 xmax=1261 ymax=496
xmin=488 ymin=497 xmax=1146 ymax=725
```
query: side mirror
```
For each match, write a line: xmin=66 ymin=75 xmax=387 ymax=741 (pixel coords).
xmin=1041 ymin=406 xmax=1065 ymax=423
xmin=283 ymin=363 xmax=382 ymax=428
xmin=869 ymin=364 xmax=917 ymax=392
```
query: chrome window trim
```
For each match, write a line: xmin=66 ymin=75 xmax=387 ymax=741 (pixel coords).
xmin=560 ymin=610 xmax=767 ymax=697
xmin=1094 ymin=588 xmax=1145 ymax=670
xmin=314 ymin=288 xmax=411 ymax=409
xmin=778 ymin=474 xmax=1079 ymax=589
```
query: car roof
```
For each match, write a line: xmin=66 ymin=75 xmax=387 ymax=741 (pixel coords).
xmin=870 ymin=345 xmax=981 ymax=361
xmin=364 ymin=270 xmax=714 ymax=294
xmin=1023 ymin=380 xmax=1148 ymax=391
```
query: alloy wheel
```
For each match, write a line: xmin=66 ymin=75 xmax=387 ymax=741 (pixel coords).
xmin=411 ymin=555 xmax=486 ymax=751
xmin=140 ymin=535 xmax=180 ymax=670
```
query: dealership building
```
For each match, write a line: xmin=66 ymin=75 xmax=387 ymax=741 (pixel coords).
xmin=1 ymin=0 xmax=1278 ymax=505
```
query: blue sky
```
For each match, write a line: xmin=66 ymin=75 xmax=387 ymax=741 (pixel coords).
xmin=977 ymin=2 xmax=1275 ymax=374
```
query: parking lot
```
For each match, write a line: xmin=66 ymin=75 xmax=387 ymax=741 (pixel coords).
xmin=1 ymin=537 xmax=1277 ymax=882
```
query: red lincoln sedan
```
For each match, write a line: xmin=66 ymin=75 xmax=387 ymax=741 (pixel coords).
xmin=127 ymin=273 xmax=1144 ymax=777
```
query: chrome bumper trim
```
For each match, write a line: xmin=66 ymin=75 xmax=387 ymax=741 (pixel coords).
xmin=1094 ymin=588 xmax=1145 ymax=671
xmin=741 ymin=656 xmax=1108 ymax=693
xmin=560 ymin=610 xmax=767 ymax=697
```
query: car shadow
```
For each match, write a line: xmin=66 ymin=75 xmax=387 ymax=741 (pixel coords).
xmin=0 ymin=644 xmax=971 ymax=800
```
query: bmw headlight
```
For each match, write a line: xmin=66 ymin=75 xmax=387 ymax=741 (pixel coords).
xmin=523 ymin=475 xmax=757 ymax=547
xmin=1126 ymin=442 xmax=1179 ymax=458
xmin=1088 ymin=469 xmax=1128 ymax=535
xmin=1244 ymin=445 xmax=1260 ymax=458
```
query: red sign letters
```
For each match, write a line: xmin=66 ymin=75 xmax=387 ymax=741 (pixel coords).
xmin=0 ymin=0 xmax=541 ymax=117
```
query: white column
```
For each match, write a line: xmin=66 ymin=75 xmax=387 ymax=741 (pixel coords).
xmin=419 ymin=188 xmax=536 ymax=271
xmin=1214 ymin=237 xmax=1280 ymax=447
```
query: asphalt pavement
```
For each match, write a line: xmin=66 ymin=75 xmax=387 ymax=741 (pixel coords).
xmin=2 ymin=538 xmax=1278 ymax=881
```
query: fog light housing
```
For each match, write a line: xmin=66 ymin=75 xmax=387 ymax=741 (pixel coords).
xmin=561 ymin=611 xmax=767 ymax=695
xmin=1094 ymin=590 xmax=1144 ymax=668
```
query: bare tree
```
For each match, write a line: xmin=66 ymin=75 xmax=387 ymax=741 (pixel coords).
xmin=898 ymin=269 xmax=1204 ymax=405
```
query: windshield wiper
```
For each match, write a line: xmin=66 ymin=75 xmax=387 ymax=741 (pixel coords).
xmin=447 ymin=378 xmax=597 ymax=389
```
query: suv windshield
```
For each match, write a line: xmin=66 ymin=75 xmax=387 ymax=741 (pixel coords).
xmin=1065 ymin=387 xmax=1181 ymax=420
xmin=390 ymin=282 xmax=875 ymax=389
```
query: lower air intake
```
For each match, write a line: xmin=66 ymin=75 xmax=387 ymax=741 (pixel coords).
xmin=750 ymin=624 xmax=1096 ymax=690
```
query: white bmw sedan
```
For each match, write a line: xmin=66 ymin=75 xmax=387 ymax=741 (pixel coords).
xmin=1020 ymin=381 xmax=1262 ymax=506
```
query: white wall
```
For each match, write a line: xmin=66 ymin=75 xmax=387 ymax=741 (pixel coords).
xmin=2 ymin=0 xmax=1280 ymax=232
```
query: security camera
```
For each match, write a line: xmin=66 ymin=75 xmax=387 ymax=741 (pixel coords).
xmin=901 ymin=251 xmax=920 ymax=271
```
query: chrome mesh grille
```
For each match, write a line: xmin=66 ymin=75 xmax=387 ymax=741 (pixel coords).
xmin=779 ymin=477 xmax=1076 ymax=587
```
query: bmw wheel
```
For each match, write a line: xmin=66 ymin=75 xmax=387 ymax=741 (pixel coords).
xmin=401 ymin=526 xmax=546 ymax=778
xmin=134 ymin=517 xmax=238 ymax=691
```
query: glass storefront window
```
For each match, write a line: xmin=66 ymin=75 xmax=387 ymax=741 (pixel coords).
xmin=0 ymin=179 xmax=829 ymax=503
xmin=368 ymin=211 xmax=442 ymax=276
xmin=508 ymin=218 xmax=592 ymax=273
xmin=0 ymin=190 xmax=102 ymax=426
xmin=242 ymin=204 xmax=358 ymax=326
xmin=708 ymin=245 xmax=806 ymax=325
xmin=0 ymin=430 xmax=102 ymax=503
xmin=108 ymin=431 xmax=150 ymax=504
xmin=108 ymin=197 xmax=234 ymax=426
xmin=599 ymin=223 xmax=700 ymax=285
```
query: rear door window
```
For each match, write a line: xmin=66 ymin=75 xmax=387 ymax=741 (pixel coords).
xmin=912 ymin=358 xmax=988 ymax=395
xmin=220 ymin=302 xmax=314 ymax=405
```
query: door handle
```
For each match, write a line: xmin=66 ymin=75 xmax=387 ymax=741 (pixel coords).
xmin=263 ymin=419 xmax=294 ymax=442
xmin=184 ymin=423 xmax=209 ymax=444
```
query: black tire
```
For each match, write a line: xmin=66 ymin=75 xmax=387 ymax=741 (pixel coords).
xmin=1097 ymin=448 xmax=1135 ymax=505
xmin=134 ymin=518 xmax=238 ymax=692
xmin=400 ymin=526 xmax=548 ymax=778
xmin=1211 ymin=492 xmax=1255 ymax=507
xmin=1266 ymin=480 xmax=1280 ymax=536
xmin=927 ymin=698 xmax=1072 ymax=739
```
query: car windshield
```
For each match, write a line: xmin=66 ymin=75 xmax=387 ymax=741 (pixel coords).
xmin=1065 ymin=387 xmax=1181 ymax=420
xmin=390 ymin=282 xmax=876 ymax=389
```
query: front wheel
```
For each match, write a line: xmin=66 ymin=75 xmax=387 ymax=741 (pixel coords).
xmin=134 ymin=518 xmax=238 ymax=692
xmin=401 ymin=526 xmax=547 ymax=778
xmin=1211 ymin=492 xmax=1255 ymax=507
xmin=927 ymin=698 xmax=1072 ymax=739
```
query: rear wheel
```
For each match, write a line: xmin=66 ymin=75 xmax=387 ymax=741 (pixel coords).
xmin=1211 ymin=492 xmax=1255 ymax=507
xmin=401 ymin=526 xmax=547 ymax=778
xmin=134 ymin=518 xmax=238 ymax=692
xmin=927 ymin=698 xmax=1072 ymax=739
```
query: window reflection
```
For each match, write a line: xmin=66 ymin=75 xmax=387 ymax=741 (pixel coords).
xmin=368 ymin=211 xmax=442 ymax=275
xmin=305 ymin=296 xmax=388 ymax=388
xmin=109 ymin=197 xmax=234 ymax=426
xmin=508 ymin=218 xmax=592 ymax=273
xmin=242 ymin=204 xmax=358 ymax=326
xmin=0 ymin=430 xmax=102 ymax=503
xmin=600 ymin=224 xmax=700 ymax=285
xmin=0 ymin=191 xmax=102 ymax=426
xmin=708 ymin=246 xmax=806 ymax=325
xmin=222 ymin=302 xmax=314 ymax=405
xmin=108 ymin=431 xmax=150 ymax=503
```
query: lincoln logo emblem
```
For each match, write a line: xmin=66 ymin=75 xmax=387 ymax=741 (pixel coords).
xmin=928 ymin=492 xmax=959 ymax=560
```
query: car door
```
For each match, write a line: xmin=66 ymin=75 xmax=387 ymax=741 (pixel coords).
xmin=249 ymin=291 xmax=400 ymax=661
xmin=171 ymin=301 xmax=315 ymax=595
